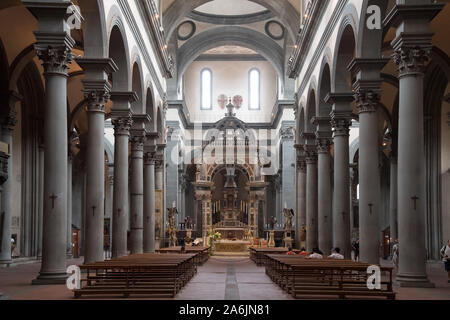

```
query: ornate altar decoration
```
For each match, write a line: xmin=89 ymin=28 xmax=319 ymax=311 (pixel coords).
xmin=168 ymin=206 xmax=178 ymax=247
xmin=190 ymin=99 xmax=266 ymax=253
xmin=283 ymin=208 xmax=295 ymax=248
xmin=268 ymin=216 xmax=277 ymax=247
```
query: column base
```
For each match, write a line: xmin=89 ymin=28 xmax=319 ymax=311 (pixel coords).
xmin=32 ymin=272 xmax=68 ymax=285
xmin=0 ymin=259 xmax=12 ymax=267
xmin=396 ymin=273 xmax=435 ymax=288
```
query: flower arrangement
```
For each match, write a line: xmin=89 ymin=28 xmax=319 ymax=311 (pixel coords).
xmin=207 ymin=229 xmax=222 ymax=255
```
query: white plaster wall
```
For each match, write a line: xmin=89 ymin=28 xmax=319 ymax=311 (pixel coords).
xmin=183 ymin=60 xmax=277 ymax=123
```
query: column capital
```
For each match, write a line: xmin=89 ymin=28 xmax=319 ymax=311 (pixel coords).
xmin=280 ymin=126 xmax=295 ymax=140
xmin=130 ymin=129 xmax=146 ymax=152
xmin=144 ymin=149 xmax=157 ymax=166
xmin=34 ymin=35 xmax=75 ymax=75
xmin=296 ymin=156 xmax=306 ymax=173
xmin=111 ymin=112 xmax=133 ymax=137
xmin=392 ymin=36 xmax=433 ymax=76
xmin=353 ymin=80 xmax=383 ymax=114
xmin=155 ymin=153 xmax=164 ymax=170
xmin=316 ymin=137 xmax=332 ymax=154
xmin=304 ymin=145 xmax=317 ymax=164
xmin=85 ymin=89 xmax=111 ymax=113
xmin=331 ymin=111 xmax=353 ymax=138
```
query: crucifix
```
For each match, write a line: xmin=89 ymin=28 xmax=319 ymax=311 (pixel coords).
xmin=49 ymin=194 xmax=58 ymax=210
xmin=91 ymin=206 xmax=96 ymax=217
xmin=368 ymin=203 xmax=374 ymax=215
xmin=411 ymin=196 xmax=419 ymax=210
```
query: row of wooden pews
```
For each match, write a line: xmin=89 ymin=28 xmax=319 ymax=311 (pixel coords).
xmin=250 ymin=247 xmax=296 ymax=266
xmin=265 ymin=255 xmax=396 ymax=300
xmin=73 ymin=252 xmax=201 ymax=299
xmin=157 ymin=246 xmax=210 ymax=265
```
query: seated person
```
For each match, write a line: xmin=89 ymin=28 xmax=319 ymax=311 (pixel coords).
xmin=298 ymin=248 xmax=309 ymax=256
xmin=286 ymin=247 xmax=296 ymax=255
xmin=307 ymin=248 xmax=323 ymax=259
xmin=328 ymin=247 xmax=344 ymax=259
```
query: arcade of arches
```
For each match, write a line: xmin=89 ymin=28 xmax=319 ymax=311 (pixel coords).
xmin=0 ymin=0 xmax=449 ymax=300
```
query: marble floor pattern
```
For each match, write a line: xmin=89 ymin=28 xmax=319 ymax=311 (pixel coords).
xmin=0 ymin=256 xmax=449 ymax=300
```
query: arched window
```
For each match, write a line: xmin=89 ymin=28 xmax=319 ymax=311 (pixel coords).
xmin=200 ymin=68 xmax=212 ymax=110
xmin=248 ymin=68 xmax=260 ymax=110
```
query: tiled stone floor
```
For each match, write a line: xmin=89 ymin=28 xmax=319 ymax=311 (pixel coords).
xmin=0 ymin=256 xmax=449 ymax=300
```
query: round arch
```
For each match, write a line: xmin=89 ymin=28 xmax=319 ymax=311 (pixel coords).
xmin=78 ymin=0 xmax=108 ymax=58
xmin=107 ymin=7 xmax=131 ymax=91
xmin=317 ymin=51 xmax=333 ymax=117
xmin=305 ymin=80 xmax=317 ymax=133
xmin=331 ymin=6 xmax=358 ymax=92
xmin=164 ymin=0 xmax=299 ymax=43
xmin=177 ymin=26 xmax=284 ymax=85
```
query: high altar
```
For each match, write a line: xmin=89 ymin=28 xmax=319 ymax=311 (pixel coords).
xmin=191 ymin=101 xmax=266 ymax=252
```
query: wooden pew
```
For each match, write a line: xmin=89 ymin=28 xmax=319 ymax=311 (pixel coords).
xmin=157 ymin=246 xmax=210 ymax=265
xmin=265 ymin=255 xmax=395 ymax=300
xmin=72 ymin=253 xmax=199 ymax=299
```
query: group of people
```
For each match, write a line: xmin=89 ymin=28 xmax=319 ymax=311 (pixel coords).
xmin=286 ymin=247 xmax=345 ymax=260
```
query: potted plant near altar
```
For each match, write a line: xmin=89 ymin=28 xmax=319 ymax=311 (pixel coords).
xmin=207 ymin=229 xmax=222 ymax=256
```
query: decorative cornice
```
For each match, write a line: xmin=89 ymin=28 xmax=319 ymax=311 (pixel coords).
xmin=117 ymin=0 xmax=165 ymax=96
xmin=293 ymin=0 xmax=348 ymax=97
xmin=188 ymin=9 xmax=274 ymax=25
xmin=288 ymin=0 xmax=328 ymax=78
xmin=138 ymin=0 xmax=174 ymax=78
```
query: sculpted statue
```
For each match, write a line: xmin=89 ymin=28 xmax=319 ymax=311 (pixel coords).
xmin=284 ymin=208 xmax=294 ymax=232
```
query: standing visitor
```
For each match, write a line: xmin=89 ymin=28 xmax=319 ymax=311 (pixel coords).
xmin=440 ymin=240 xmax=450 ymax=283
xmin=352 ymin=239 xmax=360 ymax=262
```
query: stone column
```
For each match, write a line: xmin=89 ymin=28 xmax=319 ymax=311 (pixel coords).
xmin=389 ymin=156 xmax=398 ymax=243
xmin=0 ymin=93 xmax=18 ymax=265
xmin=295 ymin=149 xmax=307 ymax=250
xmin=77 ymin=58 xmax=117 ymax=264
xmin=66 ymin=149 xmax=73 ymax=259
xmin=129 ymin=116 xmax=149 ymax=254
xmin=350 ymin=58 xmax=388 ymax=265
xmin=326 ymin=93 xmax=354 ymax=259
xmin=316 ymin=135 xmax=332 ymax=255
xmin=26 ymin=1 xmax=76 ymax=284
xmin=304 ymin=140 xmax=318 ymax=252
xmin=110 ymin=93 xmax=136 ymax=258
xmin=384 ymin=2 xmax=443 ymax=287
xmin=37 ymin=142 xmax=44 ymax=258
xmin=143 ymin=149 xmax=156 ymax=253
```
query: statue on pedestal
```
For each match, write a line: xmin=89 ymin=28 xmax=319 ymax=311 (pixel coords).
xmin=283 ymin=208 xmax=294 ymax=248
xmin=269 ymin=216 xmax=277 ymax=230
xmin=168 ymin=206 xmax=178 ymax=247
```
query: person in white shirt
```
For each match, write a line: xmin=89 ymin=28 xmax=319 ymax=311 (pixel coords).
xmin=308 ymin=248 xmax=323 ymax=259
xmin=328 ymin=247 xmax=344 ymax=259
xmin=440 ymin=240 xmax=450 ymax=283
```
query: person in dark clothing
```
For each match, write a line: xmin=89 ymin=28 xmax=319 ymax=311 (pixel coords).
xmin=352 ymin=239 xmax=360 ymax=262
